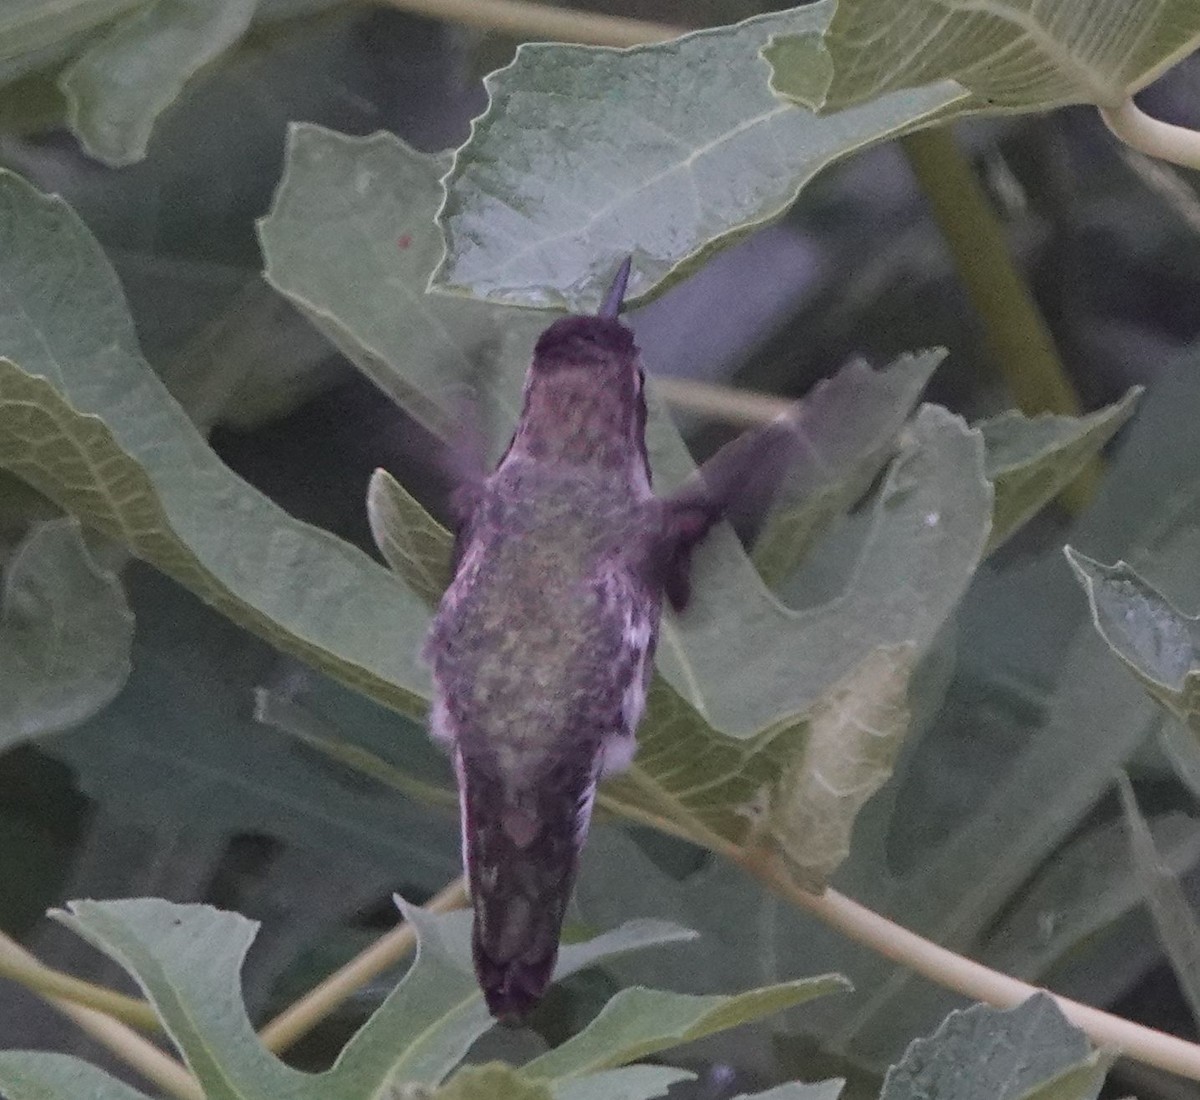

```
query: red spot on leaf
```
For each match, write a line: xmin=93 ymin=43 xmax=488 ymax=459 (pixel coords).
xmin=397 ymin=234 xmax=413 ymax=249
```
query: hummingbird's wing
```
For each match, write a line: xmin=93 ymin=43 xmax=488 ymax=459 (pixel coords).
xmin=394 ymin=399 xmax=491 ymax=570
xmin=654 ymin=407 xmax=802 ymax=611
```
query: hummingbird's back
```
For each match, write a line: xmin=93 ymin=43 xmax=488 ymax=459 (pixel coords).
xmin=425 ymin=458 xmax=659 ymax=1020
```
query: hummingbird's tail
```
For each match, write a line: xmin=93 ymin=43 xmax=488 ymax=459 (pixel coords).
xmin=456 ymin=748 xmax=597 ymax=1023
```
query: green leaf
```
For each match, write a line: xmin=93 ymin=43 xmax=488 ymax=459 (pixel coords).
xmin=879 ymin=994 xmax=1110 ymax=1100
xmin=58 ymin=0 xmax=256 ymax=166
xmin=655 ymin=403 xmax=990 ymax=737
xmin=1015 ymin=1054 xmax=1115 ymax=1100
xmin=0 ymin=0 xmax=143 ymax=87
xmin=749 ymin=645 xmax=914 ymax=890
xmin=367 ymin=468 xmax=453 ymax=607
xmin=435 ymin=1064 xmax=551 ymax=1100
xmin=523 ymin=979 xmax=848 ymax=1080
xmin=58 ymin=897 xmax=313 ymax=1100
xmin=253 ymin=685 xmax=459 ymax=811
xmin=0 ymin=169 xmax=433 ymax=719
xmin=53 ymin=896 xmax=697 ymax=1098
xmin=550 ymin=1066 xmax=695 ymax=1100
xmin=0 ymin=518 xmax=133 ymax=748
xmin=259 ymin=123 xmax=540 ymax=440
xmin=338 ymin=906 xmax=696 ymax=1090
xmin=1064 ymin=548 xmax=1200 ymax=729
xmin=769 ymin=0 xmax=1200 ymax=113
xmin=751 ymin=352 xmax=941 ymax=588
xmin=0 ymin=1051 xmax=152 ymax=1100
xmin=982 ymin=390 xmax=1141 ymax=553
xmin=47 ymin=569 xmax=459 ymax=882
xmin=433 ymin=4 xmax=966 ymax=311
xmin=1117 ymin=772 xmax=1200 ymax=1030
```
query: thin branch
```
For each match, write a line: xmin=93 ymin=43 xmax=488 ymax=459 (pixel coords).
xmin=900 ymin=125 xmax=1099 ymax=513
xmin=1 ymin=940 xmax=196 ymax=1094
xmin=0 ymin=928 xmax=198 ymax=1097
xmin=377 ymin=0 xmax=681 ymax=47
xmin=259 ymin=875 xmax=469 ymax=1053
xmin=742 ymin=852 xmax=1200 ymax=1082
xmin=0 ymin=927 xmax=158 ymax=1030
xmin=1101 ymin=99 xmax=1200 ymax=173
xmin=47 ymin=1001 xmax=201 ymax=1100
xmin=654 ymin=376 xmax=791 ymax=426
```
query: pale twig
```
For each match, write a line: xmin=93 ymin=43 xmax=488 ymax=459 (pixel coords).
xmin=653 ymin=376 xmax=791 ymax=426
xmin=1101 ymin=99 xmax=1200 ymax=173
xmin=744 ymin=852 xmax=1200 ymax=1082
xmin=0 ymin=927 xmax=158 ymax=1030
xmin=44 ymin=1001 xmax=201 ymax=1100
xmin=259 ymin=876 xmax=469 ymax=1053
xmin=0 ymin=930 xmax=196 ymax=1099
xmin=378 ymin=0 xmax=681 ymax=47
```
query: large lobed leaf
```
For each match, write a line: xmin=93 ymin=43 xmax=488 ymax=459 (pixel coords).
xmin=436 ymin=0 xmax=1200 ymax=314
xmin=769 ymin=0 xmax=1200 ymax=113
xmin=0 ymin=518 xmax=133 ymax=749
xmin=0 ymin=169 xmax=433 ymax=719
xmin=259 ymin=123 xmax=542 ymax=441
xmin=652 ymin=402 xmax=989 ymax=736
xmin=433 ymin=3 xmax=966 ymax=312
xmin=0 ymin=897 xmax=842 ymax=1100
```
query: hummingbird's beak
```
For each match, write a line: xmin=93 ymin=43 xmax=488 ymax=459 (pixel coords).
xmin=598 ymin=256 xmax=632 ymax=320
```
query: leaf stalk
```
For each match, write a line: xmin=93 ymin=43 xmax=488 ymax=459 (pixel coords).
xmin=1101 ymin=99 xmax=1200 ymax=172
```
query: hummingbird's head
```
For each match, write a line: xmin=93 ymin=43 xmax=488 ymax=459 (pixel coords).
xmin=511 ymin=259 xmax=650 ymax=482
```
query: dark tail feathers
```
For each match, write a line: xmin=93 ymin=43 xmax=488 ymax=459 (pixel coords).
xmin=459 ymin=751 xmax=595 ymax=1022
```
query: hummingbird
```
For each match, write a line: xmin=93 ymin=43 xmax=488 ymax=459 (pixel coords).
xmin=422 ymin=259 xmax=797 ymax=1021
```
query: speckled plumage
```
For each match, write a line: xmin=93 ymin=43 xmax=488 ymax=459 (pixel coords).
xmin=422 ymin=272 xmax=796 ymax=1021
xmin=424 ymin=308 xmax=661 ymax=1022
